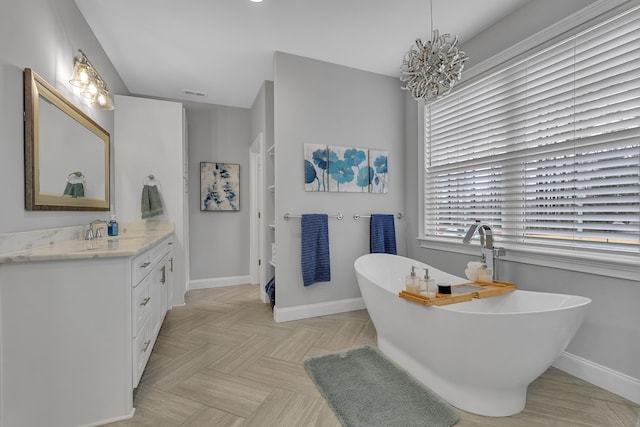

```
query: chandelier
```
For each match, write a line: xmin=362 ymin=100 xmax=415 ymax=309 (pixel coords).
xmin=69 ymin=49 xmax=114 ymax=110
xmin=400 ymin=1 xmax=468 ymax=102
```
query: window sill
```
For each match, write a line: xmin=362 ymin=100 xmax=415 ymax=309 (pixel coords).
xmin=417 ymin=237 xmax=639 ymax=282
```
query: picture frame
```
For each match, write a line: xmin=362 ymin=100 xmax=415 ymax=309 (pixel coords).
xmin=200 ymin=162 xmax=240 ymax=211
xmin=303 ymin=143 xmax=388 ymax=193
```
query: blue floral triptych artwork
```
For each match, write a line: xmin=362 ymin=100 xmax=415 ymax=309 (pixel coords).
xmin=200 ymin=162 xmax=240 ymax=211
xmin=304 ymin=144 xmax=388 ymax=193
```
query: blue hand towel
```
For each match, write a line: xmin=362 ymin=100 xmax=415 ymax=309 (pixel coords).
xmin=370 ymin=214 xmax=397 ymax=255
xmin=301 ymin=214 xmax=331 ymax=287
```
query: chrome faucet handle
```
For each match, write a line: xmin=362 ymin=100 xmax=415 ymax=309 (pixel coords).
xmin=85 ymin=227 xmax=94 ymax=240
xmin=96 ymin=227 xmax=104 ymax=238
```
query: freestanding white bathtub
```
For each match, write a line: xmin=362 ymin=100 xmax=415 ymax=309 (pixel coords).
xmin=354 ymin=253 xmax=591 ymax=417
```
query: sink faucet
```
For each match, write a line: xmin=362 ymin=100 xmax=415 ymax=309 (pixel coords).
xmin=462 ymin=220 xmax=505 ymax=281
xmin=86 ymin=219 xmax=109 ymax=240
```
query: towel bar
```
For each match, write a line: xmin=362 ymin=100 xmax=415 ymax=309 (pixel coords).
xmin=284 ymin=213 xmax=344 ymax=221
xmin=353 ymin=213 xmax=403 ymax=220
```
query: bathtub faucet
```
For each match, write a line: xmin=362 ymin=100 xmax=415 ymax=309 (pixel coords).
xmin=463 ymin=220 xmax=493 ymax=249
xmin=462 ymin=220 xmax=505 ymax=281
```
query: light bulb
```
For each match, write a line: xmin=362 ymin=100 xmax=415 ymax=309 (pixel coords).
xmin=80 ymin=81 xmax=98 ymax=99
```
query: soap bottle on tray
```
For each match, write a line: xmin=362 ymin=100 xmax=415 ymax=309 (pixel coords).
xmin=421 ymin=268 xmax=437 ymax=298
xmin=405 ymin=266 xmax=420 ymax=294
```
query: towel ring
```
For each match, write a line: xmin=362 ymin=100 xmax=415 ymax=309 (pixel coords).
xmin=66 ymin=171 xmax=86 ymax=184
xmin=142 ymin=174 xmax=159 ymax=185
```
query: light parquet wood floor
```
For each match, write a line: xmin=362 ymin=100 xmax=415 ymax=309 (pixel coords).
xmin=106 ymin=285 xmax=639 ymax=427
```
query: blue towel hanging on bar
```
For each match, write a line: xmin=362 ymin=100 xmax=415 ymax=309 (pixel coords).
xmin=370 ymin=214 xmax=397 ymax=255
xmin=300 ymin=214 xmax=331 ymax=286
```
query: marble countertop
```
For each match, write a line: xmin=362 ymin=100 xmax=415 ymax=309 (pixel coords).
xmin=0 ymin=222 xmax=174 ymax=263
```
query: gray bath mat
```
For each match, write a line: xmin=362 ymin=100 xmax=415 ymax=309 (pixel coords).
xmin=304 ymin=346 xmax=459 ymax=427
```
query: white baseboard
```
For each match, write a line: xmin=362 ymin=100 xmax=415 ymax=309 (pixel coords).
xmin=189 ymin=275 xmax=252 ymax=290
xmin=80 ymin=408 xmax=135 ymax=427
xmin=274 ymin=297 xmax=366 ymax=323
xmin=553 ymin=351 xmax=640 ymax=405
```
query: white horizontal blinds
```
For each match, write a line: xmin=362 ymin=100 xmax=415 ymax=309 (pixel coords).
xmin=425 ymin=5 xmax=640 ymax=253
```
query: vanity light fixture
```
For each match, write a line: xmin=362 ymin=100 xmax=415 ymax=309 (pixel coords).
xmin=400 ymin=0 xmax=468 ymax=102
xmin=69 ymin=49 xmax=114 ymax=110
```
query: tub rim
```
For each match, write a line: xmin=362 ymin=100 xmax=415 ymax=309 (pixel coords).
xmin=354 ymin=253 xmax=592 ymax=315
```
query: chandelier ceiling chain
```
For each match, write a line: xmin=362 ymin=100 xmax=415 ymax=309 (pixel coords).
xmin=400 ymin=0 xmax=469 ymax=102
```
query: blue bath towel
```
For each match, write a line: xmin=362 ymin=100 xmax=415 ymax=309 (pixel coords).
xmin=301 ymin=214 xmax=331 ymax=287
xmin=370 ymin=214 xmax=397 ymax=255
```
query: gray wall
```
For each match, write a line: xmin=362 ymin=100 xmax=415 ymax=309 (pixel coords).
xmin=0 ymin=0 xmax=128 ymax=233
xmin=186 ymin=102 xmax=252 ymax=280
xmin=404 ymin=0 xmax=640 ymax=380
xmin=273 ymin=52 xmax=406 ymax=309
xmin=462 ymin=0 xmax=598 ymax=70
xmin=250 ymin=81 xmax=274 ymax=148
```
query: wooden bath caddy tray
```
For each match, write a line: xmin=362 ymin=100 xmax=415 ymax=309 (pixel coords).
xmin=399 ymin=281 xmax=516 ymax=306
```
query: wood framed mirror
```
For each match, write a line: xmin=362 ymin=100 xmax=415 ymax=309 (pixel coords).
xmin=24 ymin=68 xmax=110 ymax=211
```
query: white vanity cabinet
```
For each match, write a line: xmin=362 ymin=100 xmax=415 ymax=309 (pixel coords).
xmin=131 ymin=237 xmax=172 ymax=387
xmin=0 ymin=233 xmax=173 ymax=427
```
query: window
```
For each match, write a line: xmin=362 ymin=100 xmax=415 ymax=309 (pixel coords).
xmin=424 ymin=5 xmax=640 ymax=256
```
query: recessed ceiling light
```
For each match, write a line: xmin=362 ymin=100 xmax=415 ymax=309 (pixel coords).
xmin=250 ymin=0 xmax=263 ymax=2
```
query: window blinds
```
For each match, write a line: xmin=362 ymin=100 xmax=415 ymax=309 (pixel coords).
xmin=424 ymin=5 xmax=640 ymax=253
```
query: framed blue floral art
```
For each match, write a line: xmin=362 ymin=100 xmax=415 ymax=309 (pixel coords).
xmin=303 ymin=144 xmax=388 ymax=193
xmin=327 ymin=145 xmax=369 ymax=192
xmin=304 ymin=144 xmax=329 ymax=191
xmin=369 ymin=149 xmax=388 ymax=193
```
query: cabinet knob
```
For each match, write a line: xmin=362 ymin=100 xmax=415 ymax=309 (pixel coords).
xmin=140 ymin=297 xmax=151 ymax=306
xmin=142 ymin=340 xmax=152 ymax=353
xmin=140 ymin=262 xmax=151 ymax=268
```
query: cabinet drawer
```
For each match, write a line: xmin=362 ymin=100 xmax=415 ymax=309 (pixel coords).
xmin=132 ymin=273 xmax=152 ymax=337
xmin=132 ymin=318 xmax=154 ymax=388
xmin=132 ymin=237 xmax=171 ymax=286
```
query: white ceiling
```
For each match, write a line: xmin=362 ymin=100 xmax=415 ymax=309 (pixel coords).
xmin=74 ymin=0 xmax=531 ymax=109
